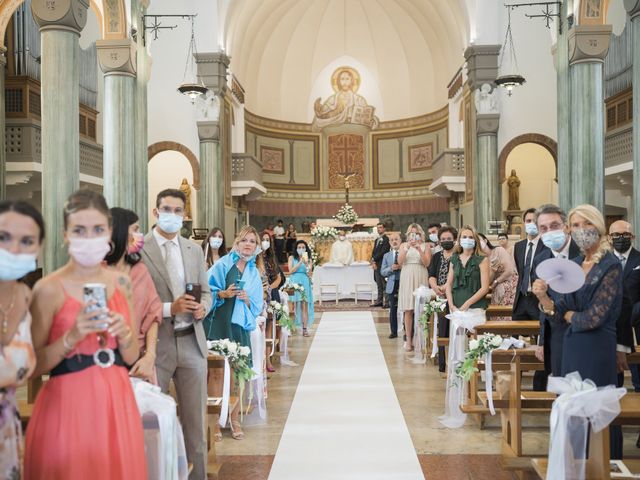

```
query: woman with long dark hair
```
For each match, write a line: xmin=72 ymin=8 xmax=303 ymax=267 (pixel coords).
xmin=105 ymin=208 xmax=162 ymax=383
xmin=202 ymin=227 xmax=226 ymax=269
xmin=261 ymin=231 xmax=285 ymax=372
xmin=288 ymin=240 xmax=314 ymax=336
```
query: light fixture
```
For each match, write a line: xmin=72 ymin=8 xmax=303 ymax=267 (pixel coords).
xmin=178 ymin=16 xmax=208 ymax=103
xmin=496 ymin=7 xmax=526 ymax=96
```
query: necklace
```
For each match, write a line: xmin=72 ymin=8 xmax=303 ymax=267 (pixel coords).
xmin=0 ymin=283 xmax=18 ymax=336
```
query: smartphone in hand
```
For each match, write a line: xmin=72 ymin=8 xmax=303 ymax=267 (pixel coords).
xmin=185 ymin=283 xmax=202 ymax=303
xmin=235 ymin=279 xmax=246 ymax=290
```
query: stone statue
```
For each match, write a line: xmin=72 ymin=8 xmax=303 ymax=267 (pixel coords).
xmin=197 ymin=90 xmax=220 ymax=121
xmin=474 ymin=83 xmax=498 ymax=114
xmin=507 ymin=169 xmax=521 ymax=211
xmin=179 ymin=178 xmax=193 ymax=219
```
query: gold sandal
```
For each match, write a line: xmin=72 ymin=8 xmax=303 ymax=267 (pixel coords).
xmin=230 ymin=419 xmax=244 ymax=440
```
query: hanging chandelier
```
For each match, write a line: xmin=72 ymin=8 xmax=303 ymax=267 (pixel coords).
xmin=178 ymin=16 xmax=207 ymax=102
xmin=495 ymin=7 xmax=526 ymax=96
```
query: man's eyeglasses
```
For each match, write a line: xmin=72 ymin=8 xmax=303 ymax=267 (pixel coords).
xmin=610 ymin=233 xmax=633 ymax=240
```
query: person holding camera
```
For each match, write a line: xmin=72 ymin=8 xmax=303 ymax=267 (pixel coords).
xmin=288 ymin=240 xmax=314 ymax=337
xmin=140 ymin=188 xmax=212 ymax=479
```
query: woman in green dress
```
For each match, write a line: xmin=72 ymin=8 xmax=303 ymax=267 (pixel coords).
xmin=445 ymin=225 xmax=490 ymax=312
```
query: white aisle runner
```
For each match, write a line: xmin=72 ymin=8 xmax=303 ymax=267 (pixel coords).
xmin=268 ymin=311 xmax=424 ymax=480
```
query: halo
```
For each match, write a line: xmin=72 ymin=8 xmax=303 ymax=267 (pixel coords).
xmin=331 ymin=66 xmax=361 ymax=93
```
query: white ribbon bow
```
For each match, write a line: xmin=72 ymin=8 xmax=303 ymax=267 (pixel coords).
xmin=483 ymin=337 xmax=525 ymax=416
xmin=411 ymin=286 xmax=434 ymax=364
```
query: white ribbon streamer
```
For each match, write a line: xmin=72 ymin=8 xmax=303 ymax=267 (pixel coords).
xmin=546 ymin=372 xmax=626 ymax=480
xmin=438 ymin=309 xmax=485 ymax=428
xmin=250 ymin=325 xmax=266 ymax=419
xmin=411 ymin=286 xmax=434 ymax=364
xmin=430 ymin=311 xmax=439 ymax=359
xmin=484 ymin=337 xmax=525 ymax=416
xmin=219 ymin=357 xmax=231 ymax=428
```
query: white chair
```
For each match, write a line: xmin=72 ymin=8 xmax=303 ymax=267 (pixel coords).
xmin=354 ymin=283 xmax=373 ymax=305
xmin=319 ymin=284 xmax=339 ymax=305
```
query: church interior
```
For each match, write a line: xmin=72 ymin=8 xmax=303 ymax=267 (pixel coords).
xmin=2 ymin=0 xmax=640 ymax=479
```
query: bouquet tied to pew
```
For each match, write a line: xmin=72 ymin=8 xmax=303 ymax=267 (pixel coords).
xmin=419 ymin=296 xmax=447 ymax=339
xmin=454 ymin=333 xmax=503 ymax=383
xmin=207 ymin=339 xmax=254 ymax=390
xmin=283 ymin=280 xmax=307 ymax=302
xmin=267 ymin=300 xmax=295 ymax=333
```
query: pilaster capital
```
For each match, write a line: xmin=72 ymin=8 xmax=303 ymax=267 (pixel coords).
xmin=198 ymin=121 xmax=220 ymax=142
xmin=567 ymin=25 xmax=612 ymax=65
xmin=31 ymin=0 xmax=89 ymax=35
xmin=625 ymin=0 xmax=640 ymax=18
xmin=96 ymin=39 xmax=137 ymax=76
xmin=195 ymin=51 xmax=231 ymax=95
xmin=463 ymin=44 xmax=501 ymax=89
xmin=476 ymin=113 xmax=500 ymax=135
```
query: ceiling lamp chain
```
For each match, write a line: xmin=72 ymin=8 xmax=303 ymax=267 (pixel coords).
xmin=495 ymin=6 xmax=526 ymax=96
xmin=178 ymin=15 xmax=208 ymax=103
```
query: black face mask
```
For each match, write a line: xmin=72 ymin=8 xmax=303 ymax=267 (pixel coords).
xmin=612 ymin=237 xmax=632 ymax=254
xmin=441 ymin=240 xmax=455 ymax=251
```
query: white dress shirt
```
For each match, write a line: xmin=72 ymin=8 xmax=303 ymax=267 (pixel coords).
xmin=524 ymin=236 xmax=540 ymax=292
xmin=274 ymin=225 xmax=285 ymax=239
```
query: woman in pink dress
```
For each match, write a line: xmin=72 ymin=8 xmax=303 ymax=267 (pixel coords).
xmin=478 ymin=233 xmax=518 ymax=320
xmin=105 ymin=207 xmax=162 ymax=383
xmin=24 ymin=190 xmax=147 ymax=479
xmin=0 ymin=201 xmax=43 ymax=479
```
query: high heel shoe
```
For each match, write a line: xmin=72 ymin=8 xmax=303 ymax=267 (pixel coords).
xmin=266 ymin=365 xmax=276 ymax=373
xmin=230 ymin=419 xmax=244 ymax=440
xmin=303 ymin=328 xmax=309 ymax=337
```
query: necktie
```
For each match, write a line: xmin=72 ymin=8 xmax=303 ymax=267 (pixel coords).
xmin=165 ymin=241 xmax=184 ymax=300
xmin=521 ymin=242 xmax=534 ymax=295
xmin=619 ymin=254 xmax=627 ymax=271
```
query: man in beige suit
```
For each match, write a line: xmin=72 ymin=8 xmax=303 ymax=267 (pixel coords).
xmin=141 ymin=188 xmax=212 ymax=479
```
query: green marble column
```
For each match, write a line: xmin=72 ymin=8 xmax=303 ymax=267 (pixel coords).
xmin=197 ymin=121 xmax=223 ymax=229
xmin=474 ymin=113 xmax=500 ymax=232
xmin=626 ymin=0 xmax=640 ymax=236
xmin=97 ymin=40 xmax=137 ymax=210
xmin=32 ymin=0 xmax=88 ymax=273
xmin=0 ymin=48 xmax=6 ymax=201
xmin=555 ymin=3 xmax=571 ymax=212
xmin=567 ymin=25 xmax=612 ymax=211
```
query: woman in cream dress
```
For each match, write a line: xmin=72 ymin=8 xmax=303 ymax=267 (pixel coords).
xmin=397 ymin=224 xmax=431 ymax=351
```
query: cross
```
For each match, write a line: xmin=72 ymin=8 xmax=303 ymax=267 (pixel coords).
xmin=338 ymin=172 xmax=356 ymax=204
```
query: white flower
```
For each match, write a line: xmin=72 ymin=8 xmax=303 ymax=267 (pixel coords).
xmin=228 ymin=343 xmax=238 ymax=353
xmin=491 ymin=335 xmax=503 ymax=348
xmin=469 ymin=339 xmax=479 ymax=351
xmin=239 ymin=346 xmax=251 ymax=356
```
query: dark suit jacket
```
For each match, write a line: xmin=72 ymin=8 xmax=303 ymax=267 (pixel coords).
xmin=533 ymin=239 xmax=580 ymax=375
xmin=371 ymin=234 xmax=390 ymax=265
xmin=618 ymin=247 xmax=640 ymax=349
xmin=512 ymin=238 xmax=548 ymax=314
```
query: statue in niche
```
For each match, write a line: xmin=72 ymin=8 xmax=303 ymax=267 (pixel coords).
xmin=179 ymin=178 xmax=193 ymax=219
xmin=474 ymin=83 xmax=498 ymax=114
xmin=507 ymin=169 xmax=521 ymax=211
xmin=312 ymin=66 xmax=379 ymax=131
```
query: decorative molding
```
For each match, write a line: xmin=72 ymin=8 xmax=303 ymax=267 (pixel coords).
xmin=476 ymin=113 xmax=500 ymax=135
xmin=447 ymin=68 xmax=463 ymax=99
xmin=31 ymin=0 xmax=90 ymax=35
xmin=197 ymin=121 xmax=220 ymax=142
xmin=147 ymin=141 xmax=200 ymax=190
xmin=195 ymin=51 xmax=230 ymax=95
xmin=408 ymin=143 xmax=434 ymax=172
xmin=626 ymin=0 xmax=640 ymax=18
xmin=463 ymin=44 xmax=501 ymax=89
xmin=567 ymin=24 xmax=613 ymax=65
xmin=260 ymin=145 xmax=285 ymax=174
xmin=96 ymin=38 xmax=136 ymax=76
xmin=498 ymin=133 xmax=557 ymax=182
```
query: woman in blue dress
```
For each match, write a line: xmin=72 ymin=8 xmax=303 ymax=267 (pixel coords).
xmin=288 ymin=240 xmax=314 ymax=337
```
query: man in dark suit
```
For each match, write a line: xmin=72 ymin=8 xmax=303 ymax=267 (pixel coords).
xmin=380 ymin=233 xmax=402 ymax=338
xmin=371 ymin=222 xmax=390 ymax=307
xmin=531 ymin=204 xmax=580 ymax=391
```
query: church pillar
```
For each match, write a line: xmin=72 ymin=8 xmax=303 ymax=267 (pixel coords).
xmin=32 ymin=0 xmax=88 ymax=272
xmin=195 ymin=51 xmax=230 ymax=230
xmin=567 ymin=25 xmax=612 ymax=211
xmin=475 ymin=114 xmax=500 ymax=232
xmin=626 ymin=0 xmax=640 ymax=236
xmin=97 ymin=39 xmax=137 ymax=210
xmin=555 ymin=1 xmax=572 ymax=212
xmin=0 ymin=47 xmax=7 ymax=201
xmin=197 ymin=121 xmax=222 ymax=229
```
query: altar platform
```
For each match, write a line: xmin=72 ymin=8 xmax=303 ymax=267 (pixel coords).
xmin=312 ymin=262 xmax=378 ymax=301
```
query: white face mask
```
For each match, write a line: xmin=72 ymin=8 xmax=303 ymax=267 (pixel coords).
xmin=68 ymin=236 xmax=111 ymax=267
xmin=261 ymin=240 xmax=271 ymax=251
xmin=209 ymin=237 xmax=223 ymax=249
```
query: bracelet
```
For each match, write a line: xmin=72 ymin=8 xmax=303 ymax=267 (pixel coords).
xmin=538 ymin=302 xmax=555 ymax=316
xmin=62 ymin=330 xmax=75 ymax=354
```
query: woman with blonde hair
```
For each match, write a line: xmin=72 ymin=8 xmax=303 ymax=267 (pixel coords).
xmin=445 ymin=225 xmax=490 ymax=313
xmin=397 ymin=223 xmax=431 ymax=351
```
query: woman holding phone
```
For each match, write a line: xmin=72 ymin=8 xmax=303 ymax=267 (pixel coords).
xmin=25 ymin=190 xmax=146 ymax=479
xmin=288 ymin=240 xmax=314 ymax=337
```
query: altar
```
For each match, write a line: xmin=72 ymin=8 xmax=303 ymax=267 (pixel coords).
xmin=312 ymin=263 xmax=378 ymax=301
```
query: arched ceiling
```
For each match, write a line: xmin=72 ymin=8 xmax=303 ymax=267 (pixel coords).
xmin=224 ymin=0 xmax=469 ymax=123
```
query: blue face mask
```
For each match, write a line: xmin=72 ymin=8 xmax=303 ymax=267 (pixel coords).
xmin=541 ymin=230 xmax=566 ymax=251
xmin=460 ymin=238 xmax=476 ymax=250
xmin=525 ymin=223 xmax=539 ymax=236
xmin=157 ymin=212 xmax=183 ymax=234
xmin=0 ymin=248 xmax=37 ymax=281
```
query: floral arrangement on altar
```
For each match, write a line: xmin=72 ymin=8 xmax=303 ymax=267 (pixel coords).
xmin=419 ymin=297 xmax=447 ymax=338
xmin=311 ymin=225 xmax=339 ymax=242
xmin=309 ymin=243 xmax=322 ymax=267
xmin=283 ymin=279 xmax=308 ymax=302
xmin=334 ymin=203 xmax=359 ymax=224
xmin=207 ymin=339 xmax=254 ymax=387
xmin=267 ymin=300 xmax=295 ymax=332
xmin=455 ymin=333 xmax=503 ymax=382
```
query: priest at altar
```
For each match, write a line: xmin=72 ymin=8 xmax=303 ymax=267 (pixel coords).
xmin=330 ymin=234 xmax=355 ymax=265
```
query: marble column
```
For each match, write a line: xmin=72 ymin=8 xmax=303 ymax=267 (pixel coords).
xmin=626 ymin=0 xmax=640 ymax=235
xmin=32 ymin=0 xmax=88 ymax=273
xmin=97 ymin=39 xmax=137 ymax=210
xmin=568 ymin=25 xmax=612 ymax=211
xmin=474 ymin=114 xmax=500 ymax=232
xmin=555 ymin=1 xmax=572 ymax=212
xmin=197 ymin=121 xmax=222 ymax=229
xmin=0 ymin=47 xmax=6 ymax=201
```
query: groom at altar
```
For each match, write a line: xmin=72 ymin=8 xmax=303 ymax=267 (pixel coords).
xmin=371 ymin=223 xmax=390 ymax=307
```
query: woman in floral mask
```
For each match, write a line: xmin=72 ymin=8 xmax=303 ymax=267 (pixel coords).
xmin=25 ymin=190 xmax=146 ymax=479
xmin=533 ymin=204 xmax=622 ymax=388
xmin=202 ymin=227 xmax=226 ymax=269
xmin=105 ymin=207 xmax=162 ymax=383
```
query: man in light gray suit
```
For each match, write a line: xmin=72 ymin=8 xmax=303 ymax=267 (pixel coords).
xmin=141 ymin=188 xmax=212 ymax=479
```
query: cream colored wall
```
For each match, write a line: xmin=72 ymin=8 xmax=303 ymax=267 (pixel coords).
xmin=147 ymin=151 xmax=196 ymax=229
xmin=501 ymin=143 xmax=557 ymax=212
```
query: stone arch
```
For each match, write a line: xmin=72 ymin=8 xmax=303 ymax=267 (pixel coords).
xmin=498 ymin=133 xmax=557 ymax=183
xmin=0 ymin=0 xmax=127 ymax=45
xmin=148 ymin=141 xmax=201 ymax=190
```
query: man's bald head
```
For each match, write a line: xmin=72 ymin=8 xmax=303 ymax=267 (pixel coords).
xmin=609 ymin=220 xmax=633 ymax=235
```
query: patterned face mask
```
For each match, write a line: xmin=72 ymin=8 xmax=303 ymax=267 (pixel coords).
xmin=571 ymin=228 xmax=600 ymax=251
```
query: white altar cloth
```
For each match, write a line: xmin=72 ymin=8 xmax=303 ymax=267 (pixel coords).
xmin=312 ymin=262 xmax=378 ymax=300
